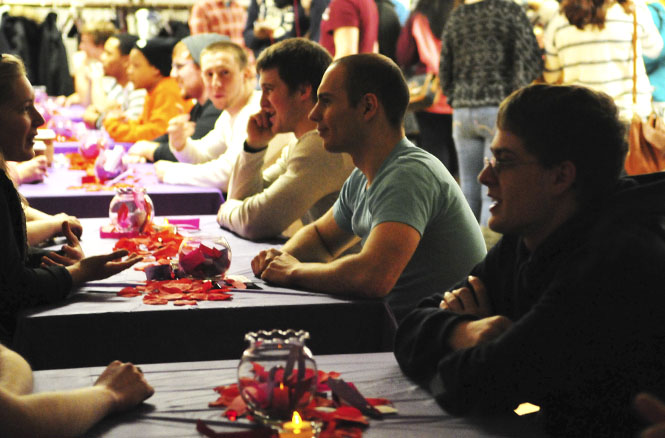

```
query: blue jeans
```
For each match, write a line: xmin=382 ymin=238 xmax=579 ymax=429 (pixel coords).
xmin=452 ymin=106 xmax=498 ymax=226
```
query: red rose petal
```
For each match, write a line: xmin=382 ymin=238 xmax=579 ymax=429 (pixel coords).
xmin=143 ymin=296 xmax=168 ymax=305
xmin=207 ymin=293 xmax=232 ymax=301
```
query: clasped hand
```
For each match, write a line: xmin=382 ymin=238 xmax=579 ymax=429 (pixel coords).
xmin=441 ymin=276 xmax=513 ymax=350
xmin=94 ymin=361 xmax=154 ymax=412
xmin=251 ymin=249 xmax=299 ymax=285
xmin=439 ymin=275 xmax=492 ymax=317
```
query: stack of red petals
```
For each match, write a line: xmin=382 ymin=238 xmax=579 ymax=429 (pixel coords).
xmin=117 ymin=278 xmax=232 ymax=306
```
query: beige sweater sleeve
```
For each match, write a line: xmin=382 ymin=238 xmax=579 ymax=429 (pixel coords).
xmin=217 ymin=131 xmax=354 ymax=240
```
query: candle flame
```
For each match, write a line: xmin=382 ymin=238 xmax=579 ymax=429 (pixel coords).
xmin=291 ymin=411 xmax=302 ymax=425
xmin=280 ymin=382 xmax=285 ymax=390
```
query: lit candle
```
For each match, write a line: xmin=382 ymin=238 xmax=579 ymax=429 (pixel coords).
xmin=280 ymin=411 xmax=314 ymax=438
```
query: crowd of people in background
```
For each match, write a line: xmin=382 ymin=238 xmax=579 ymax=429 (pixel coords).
xmin=4 ymin=0 xmax=665 ymax=435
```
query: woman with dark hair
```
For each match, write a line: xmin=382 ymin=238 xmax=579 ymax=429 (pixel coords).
xmin=439 ymin=0 xmax=542 ymax=225
xmin=543 ymin=0 xmax=663 ymax=121
xmin=396 ymin=0 xmax=458 ymax=174
xmin=0 ymin=53 xmax=142 ymax=343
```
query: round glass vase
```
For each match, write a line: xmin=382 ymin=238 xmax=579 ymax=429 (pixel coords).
xmin=177 ymin=235 xmax=232 ymax=279
xmin=237 ymin=329 xmax=318 ymax=425
xmin=108 ymin=187 xmax=154 ymax=233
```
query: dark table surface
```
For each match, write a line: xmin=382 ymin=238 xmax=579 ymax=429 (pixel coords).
xmin=14 ymin=217 xmax=396 ymax=370
xmin=32 ymin=352 xmax=545 ymax=438
xmin=19 ymin=161 xmax=224 ymax=218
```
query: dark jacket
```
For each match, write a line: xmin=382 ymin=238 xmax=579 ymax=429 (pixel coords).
xmin=37 ymin=12 xmax=74 ymax=96
xmin=0 ymin=170 xmax=72 ymax=344
xmin=395 ymin=173 xmax=665 ymax=437
xmin=152 ymin=99 xmax=223 ymax=162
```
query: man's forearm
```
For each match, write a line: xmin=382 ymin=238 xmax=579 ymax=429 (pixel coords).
xmin=0 ymin=386 xmax=115 ymax=438
xmin=282 ymin=223 xmax=336 ymax=263
xmin=287 ymin=254 xmax=392 ymax=298
xmin=0 ymin=346 xmax=33 ymax=395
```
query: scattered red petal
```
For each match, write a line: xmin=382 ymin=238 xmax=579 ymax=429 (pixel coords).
xmin=143 ymin=296 xmax=168 ymax=305
xmin=207 ymin=293 xmax=232 ymax=301
xmin=117 ymin=286 xmax=141 ymax=297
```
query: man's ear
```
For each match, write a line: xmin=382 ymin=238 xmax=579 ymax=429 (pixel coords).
xmin=551 ymin=160 xmax=576 ymax=195
xmin=243 ymin=64 xmax=256 ymax=81
xmin=298 ymin=83 xmax=313 ymax=102
xmin=360 ymin=93 xmax=378 ymax=120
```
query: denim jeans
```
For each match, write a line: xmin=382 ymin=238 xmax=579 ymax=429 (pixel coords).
xmin=452 ymin=106 xmax=498 ymax=226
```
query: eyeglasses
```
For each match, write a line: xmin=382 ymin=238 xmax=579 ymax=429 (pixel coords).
xmin=483 ymin=156 xmax=540 ymax=175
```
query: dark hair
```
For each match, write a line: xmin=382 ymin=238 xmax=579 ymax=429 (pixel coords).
xmin=113 ymin=34 xmax=139 ymax=56
xmin=561 ymin=0 xmax=631 ymax=30
xmin=201 ymin=41 xmax=248 ymax=69
xmin=334 ymin=54 xmax=409 ymax=128
xmin=413 ymin=0 xmax=455 ymax=38
xmin=256 ymin=38 xmax=332 ymax=99
xmin=497 ymin=84 xmax=627 ymax=203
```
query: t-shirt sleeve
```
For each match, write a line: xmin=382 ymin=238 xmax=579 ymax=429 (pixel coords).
xmin=329 ymin=0 xmax=361 ymax=29
xmin=368 ymin=162 xmax=442 ymax=236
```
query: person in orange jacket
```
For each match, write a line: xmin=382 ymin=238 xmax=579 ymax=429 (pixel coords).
xmin=103 ymin=37 xmax=192 ymax=142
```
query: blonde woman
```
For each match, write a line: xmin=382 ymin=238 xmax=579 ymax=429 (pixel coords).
xmin=0 ymin=54 xmax=142 ymax=343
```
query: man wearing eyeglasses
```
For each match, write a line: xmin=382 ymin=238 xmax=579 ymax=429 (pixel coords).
xmin=395 ymin=84 xmax=665 ymax=437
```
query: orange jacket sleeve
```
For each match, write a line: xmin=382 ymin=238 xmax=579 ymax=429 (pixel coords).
xmin=103 ymin=77 xmax=193 ymax=142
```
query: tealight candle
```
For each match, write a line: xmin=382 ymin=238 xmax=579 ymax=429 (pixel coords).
xmin=280 ymin=412 xmax=314 ymax=438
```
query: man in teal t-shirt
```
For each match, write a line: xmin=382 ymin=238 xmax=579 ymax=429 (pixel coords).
xmin=251 ymin=54 xmax=485 ymax=321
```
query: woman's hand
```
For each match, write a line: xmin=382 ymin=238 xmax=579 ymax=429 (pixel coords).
xmin=41 ymin=222 xmax=85 ymax=267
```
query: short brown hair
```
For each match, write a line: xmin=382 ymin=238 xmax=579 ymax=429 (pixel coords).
xmin=200 ymin=41 xmax=248 ymax=70
xmin=333 ymin=54 xmax=409 ymax=128
xmin=497 ymin=84 xmax=626 ymax=204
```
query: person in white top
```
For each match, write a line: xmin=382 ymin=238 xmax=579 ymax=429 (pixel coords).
xmin=543 ymin=0 xmax=663 ymax=121
xmin=154 ymin=41 xmax=259 ymax=191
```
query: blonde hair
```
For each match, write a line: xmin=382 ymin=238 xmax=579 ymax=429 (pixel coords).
xmin=0 ymin=53 xmax=26 ymax=105
xmin=0 ymin=54 xmax=28 ymax=170
xmin=200 ymin=41 xmax=248 ymax=69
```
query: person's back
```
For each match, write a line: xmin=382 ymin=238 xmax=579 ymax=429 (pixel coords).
xmin=544 ymin=0 xmax=663 ymax=120
xmin=441 ymin=0 xmax=542 ymax=109
xmin=645 ymin=1 xmax=665 ymax=114
xmin=319 ymin=0 xmax=380 ymax=58
xmin=189 ymin=0 xmax=248 ymax=46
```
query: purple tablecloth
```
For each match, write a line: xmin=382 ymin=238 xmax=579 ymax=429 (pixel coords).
xmin=32 ymin=353 xmax=545 ymax=437
xmin=18 ymin=162 xmax=224 ymax=217
xmin=53 ymin=141 xmax=133 ymax=154
xmin=14 ymin=217 xmax=396 ymax=370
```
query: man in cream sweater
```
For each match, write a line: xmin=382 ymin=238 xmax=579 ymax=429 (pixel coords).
xmin=217 ymin=38 xmax=355 ymax=240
